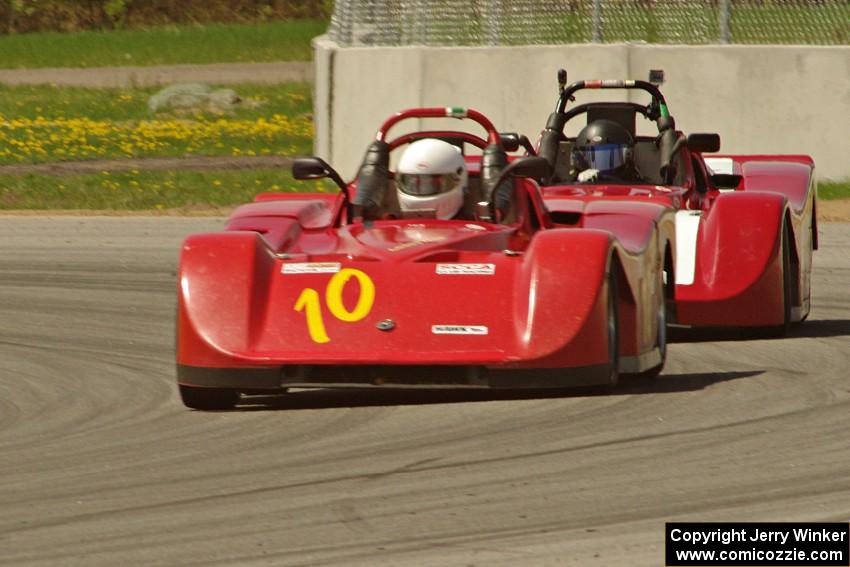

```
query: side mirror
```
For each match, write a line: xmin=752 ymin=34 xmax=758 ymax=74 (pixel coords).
xmin=293 ymin=156 xmax=334 ymax=180
xmin=291 ymin=157 xmax=351 ymax=220
xmin=292 ymin=156 xmax=347 ymax=190
xmin=687 ymin=133 xmax=720 ymax=153
xmin=499 ymin=132 xmax=521 ymax=152
xmin=499 ymin=132 xmax=537 ymax=155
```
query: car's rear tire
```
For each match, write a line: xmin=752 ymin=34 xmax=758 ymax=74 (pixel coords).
xmin=179 ymin=385 xmax=239 ymax=410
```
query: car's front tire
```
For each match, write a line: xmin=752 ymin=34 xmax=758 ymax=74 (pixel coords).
xmin=179 ymin=385 xmax=239 ymax=410
xmin=639 ymin=298 xmax=667 ymax=380
xmin=756 ymin=222 xmax=792 ymax=339
xmin=605 ymin=269 xmax=621 ymax=388
xmin=639 ymin=259 xmax=670 ymax=380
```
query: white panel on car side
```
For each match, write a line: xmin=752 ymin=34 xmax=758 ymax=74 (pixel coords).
xmin=703 ymin=157 xmax=737 ymax=193
xmin=703 ymin=157 xmax=734 ymax=175
xmin=675 ymin=210 xmax=701 ymax=286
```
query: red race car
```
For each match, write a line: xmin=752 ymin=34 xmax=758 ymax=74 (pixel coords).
xmin=535 ymin=70 xmax=816 ymax=334
xmin=176 ymin=107 xmax=670 ymax=409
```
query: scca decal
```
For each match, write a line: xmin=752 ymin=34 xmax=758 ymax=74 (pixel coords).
xmin=294 ymin=269 xmax=375 ymax=343
xmin=431 ymin=325 xmax=488 ymax=335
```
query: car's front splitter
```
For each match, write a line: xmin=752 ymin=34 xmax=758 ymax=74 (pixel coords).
xmin=177 ymin=362 xmax=612 ymax=391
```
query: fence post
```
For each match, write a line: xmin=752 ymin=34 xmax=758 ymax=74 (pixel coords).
xmin=413 ymin=0 xmax=426 ymax=45
xmin=592 ymin=0 xmax=603 ymax=43
xmin=719 ymin=0 xmax=731 ymax=44
xmin=486 ymin=0 xmax=500 ymax=46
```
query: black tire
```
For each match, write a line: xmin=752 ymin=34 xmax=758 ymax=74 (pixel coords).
xmin=639 ymin=298 xmax=667 ymax=380
xmin=179 ymin=385 xmax=239 ymax=410
xmin=639 ymin=257 xmax=671 ymax=379
xmin=796 ymin=215 xmax=815 ymax=325
xmin=756 ymin=224 xmax=792 ymax=339
xmin=605 ymin=270 xmax=620 ymax=388
xmin=779 ymin=225 xmax=793 ymax=331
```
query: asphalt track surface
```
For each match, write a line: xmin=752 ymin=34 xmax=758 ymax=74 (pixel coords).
xmin=0 ymin=217 xmax=848 ymax=566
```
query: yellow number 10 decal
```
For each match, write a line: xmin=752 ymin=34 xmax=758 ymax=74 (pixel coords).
xmin=294 ymin=269 xmax=375 ymax=343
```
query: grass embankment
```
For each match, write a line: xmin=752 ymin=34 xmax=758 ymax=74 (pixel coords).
xmin=0 ymin=82 xmax=325 ymax=210
xmin=0 ymin=83 xmax=312 ymax=163
xmin=0 ymin=20 xmax=327 ymax=69
xmin=0 ymin=169 xmax=329 ymax=211
xmin=0 ymin=39 xmax=846 ymax=211
xmin=0 ymin=12 xmax=328 ymax=210
xmin=0 ymin=15 xmax=331 ymax=212
xmin=818 ymin=181 xmax=850 ymax=201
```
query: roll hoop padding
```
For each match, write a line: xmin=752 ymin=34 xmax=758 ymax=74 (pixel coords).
xmin=657 ymin=115 xmax=677 ymax=183
xmin=538 ymin=112 xmax=568 ymax=180
xmin=481 ymin=143 xmax=511 ymax=214
xmin=353 ymin=140 xmax=390 ymax=219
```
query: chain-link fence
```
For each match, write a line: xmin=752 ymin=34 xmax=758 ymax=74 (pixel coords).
xmin=328 ymin=0 xmax=850 ymax=46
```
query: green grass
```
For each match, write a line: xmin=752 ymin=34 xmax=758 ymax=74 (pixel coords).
xmin=0 ymin=169 xmax=334 ymax=211
xmin=0 ymin=83 xmax=314 ymax=164
xmin=818 ymin=181 xmax=850 ymax=200
xmin=0 ymin=20 xmax=327 ymax=69
xmin=0 ymin=81 xmax=322 ymax=209
xmin=0 ymin=82 xmax=312 ymax=121
xmin=730 ymin=6 xmax=850 ymax=44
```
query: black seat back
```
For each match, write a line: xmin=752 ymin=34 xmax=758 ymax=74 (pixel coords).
xmin=633 ymin=138 xmax=663 ymax=184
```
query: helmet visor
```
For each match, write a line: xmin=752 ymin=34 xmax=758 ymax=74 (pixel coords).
xmin=573 ymin=144 xmax=629 ymax=173
xmin=397 ymin=172 xmax=459 ymax=197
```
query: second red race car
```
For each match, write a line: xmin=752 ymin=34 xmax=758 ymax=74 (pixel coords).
xmin=176 ymin=106 xmax=670 ymax=409
xmin=534 ymin=69 xmax=816 ymax=335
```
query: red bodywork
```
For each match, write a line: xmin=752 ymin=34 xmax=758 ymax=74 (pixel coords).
xmin=541 ymin=161 xmax=817 ymax=329
xmin=672 ymin=155 xmax=816 ymax=327
xmin=176 ymin=107 xmax=670 ymax=398
xmin=176 ymin=98 xmax=815 ymax=403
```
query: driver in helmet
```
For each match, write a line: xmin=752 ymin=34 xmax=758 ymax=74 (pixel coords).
xmin=396 ymin=138 xmax=467 ymax=219
xmin=571 ymin=119 xmax=643 ymax=184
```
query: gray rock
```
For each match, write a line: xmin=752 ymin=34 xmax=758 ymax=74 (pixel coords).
xmin=148 ymin=83 xmax=242 ymax=113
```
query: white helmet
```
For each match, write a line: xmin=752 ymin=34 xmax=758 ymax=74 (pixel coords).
xmin=396 ymin=138 xmax=467 ymax=220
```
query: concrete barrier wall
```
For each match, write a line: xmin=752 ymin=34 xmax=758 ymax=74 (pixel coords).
xmin=313 ymin=36 xmax=850 ymax=181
